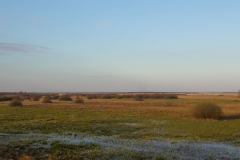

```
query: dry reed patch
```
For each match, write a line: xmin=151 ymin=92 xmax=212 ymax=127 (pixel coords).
xmin=3 ymin=96 xmax=239 ymax=118
xmin=221 ymin=104 xmax=240 ymax=117
xmin=179 ymin=94 xmax=238 ymax=100
xmin=2 ymin=98 xmax=193 ymax=116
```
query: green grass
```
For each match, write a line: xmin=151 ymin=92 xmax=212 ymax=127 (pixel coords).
xmin=0 ymin=105 xmax=240 ymax=142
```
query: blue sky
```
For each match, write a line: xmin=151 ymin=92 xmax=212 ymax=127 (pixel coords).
xmin=0 ymin=0 xmax=240 ymax=92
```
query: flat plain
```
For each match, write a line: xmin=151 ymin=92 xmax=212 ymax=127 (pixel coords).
xmin=0 ymin=93 xmax=240 ymax=159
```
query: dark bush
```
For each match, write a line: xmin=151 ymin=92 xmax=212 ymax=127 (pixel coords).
xmin=9 ymin=99 xmax=23 ymax=106
xmin=99 ymin=94 xmax=112 ymax=99
xmin=192 ymin=102 xmax=223 ymax=120
xmin=0 ymin=96 xmax=13 ymax=102
xmin=134 ymin=95 xmax=142 ymax=99
xmin=134 ymin=97 xmax=143 ymax=101
xmin=116 ymin=95 xmax=122 ymax=99
xmin=59 ymin=95 xmax=72 ymax=101
xmin=22 ymin=96 xmax=31 ymax=100
xmin=74 ymin=97 xmax=84 ymax=104
xmin=86 ymin=95 xmax=92 ymax=99
xmin=13 ymin=96 xmax=21 ymax=101
xmin=32 ymin=95 xmax=41 ymax=101
xmin=86 ymin=95 xmax=97 ymax=99
xmin=42 ymin=96 xmax=52 ymax=103
xmin=19 ymin=94 xmax=30 ymax=101
xmin=51 ymin=95 xmax=59 ymax=100
xmin=163 ymin=94 xmax=178 ymax=99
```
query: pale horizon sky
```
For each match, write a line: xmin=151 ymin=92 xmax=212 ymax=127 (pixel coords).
xmin=0 ymin=0 xmax=240 ymax=92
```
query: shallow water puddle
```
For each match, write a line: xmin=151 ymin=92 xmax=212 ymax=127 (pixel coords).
xmin=0 ymin=132 xmax=240 ymax=159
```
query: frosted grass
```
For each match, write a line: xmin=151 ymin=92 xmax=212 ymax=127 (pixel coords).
xmin=1 ymin=132 xmax=239 ymax=159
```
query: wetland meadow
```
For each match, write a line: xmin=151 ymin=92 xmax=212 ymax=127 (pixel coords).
xmin=0 ymin=93 xmax=240 ymax=159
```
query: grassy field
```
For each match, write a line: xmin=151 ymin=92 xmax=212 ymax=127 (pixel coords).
xmin=0 ymin=93 xmax=240 ymax=159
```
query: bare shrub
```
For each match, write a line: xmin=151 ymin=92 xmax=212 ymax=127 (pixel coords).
xmin=9 ymin=99 xmax=23 ymax=106
xmin=116 ymin=95 xmax=122 ymax=99
xmin=51 ymin=95 xmax=59 ymax=100
xmin=134 ymin=97 xmax=143 ymax=101
xmin=31 ymin=95 xmax=41 ymax=101
xmin=192 ymin=102 xmax=223 ymax=120
xmin=86 ymin=94 xmax=97 ymax=99
xmin=42 ymin=96 xmax=52 ymax=103
xmin=59 ymin=95 xmax=72 ymax=101
xmin=13 ymin=96 xmax=21 ymax=101
xmin=74 ymin=97 xmax=84 ymax=104
xmin=163 ymin=94 xmax=178 ymax=99
xmin=99 ymin=94 xmax=112 ymax=99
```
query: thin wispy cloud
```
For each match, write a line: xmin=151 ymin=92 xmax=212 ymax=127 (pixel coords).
xmin=0 ymin=42 xmax=49 ymax=55
xmin=95 ymin=22 xmax=113 ymax=28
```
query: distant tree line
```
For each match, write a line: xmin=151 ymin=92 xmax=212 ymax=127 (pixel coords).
xmin=83 ymin=93 xmax=178 ymax=99
xmin=0 ymin=93 xmax=178 ymax=103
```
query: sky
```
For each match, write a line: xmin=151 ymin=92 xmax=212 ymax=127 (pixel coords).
xmin=0 ymin=0 xmax=240 ymax=92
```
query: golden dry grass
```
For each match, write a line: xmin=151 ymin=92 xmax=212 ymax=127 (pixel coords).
xmin=2 ymin=93 xmax=238 ymax=118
